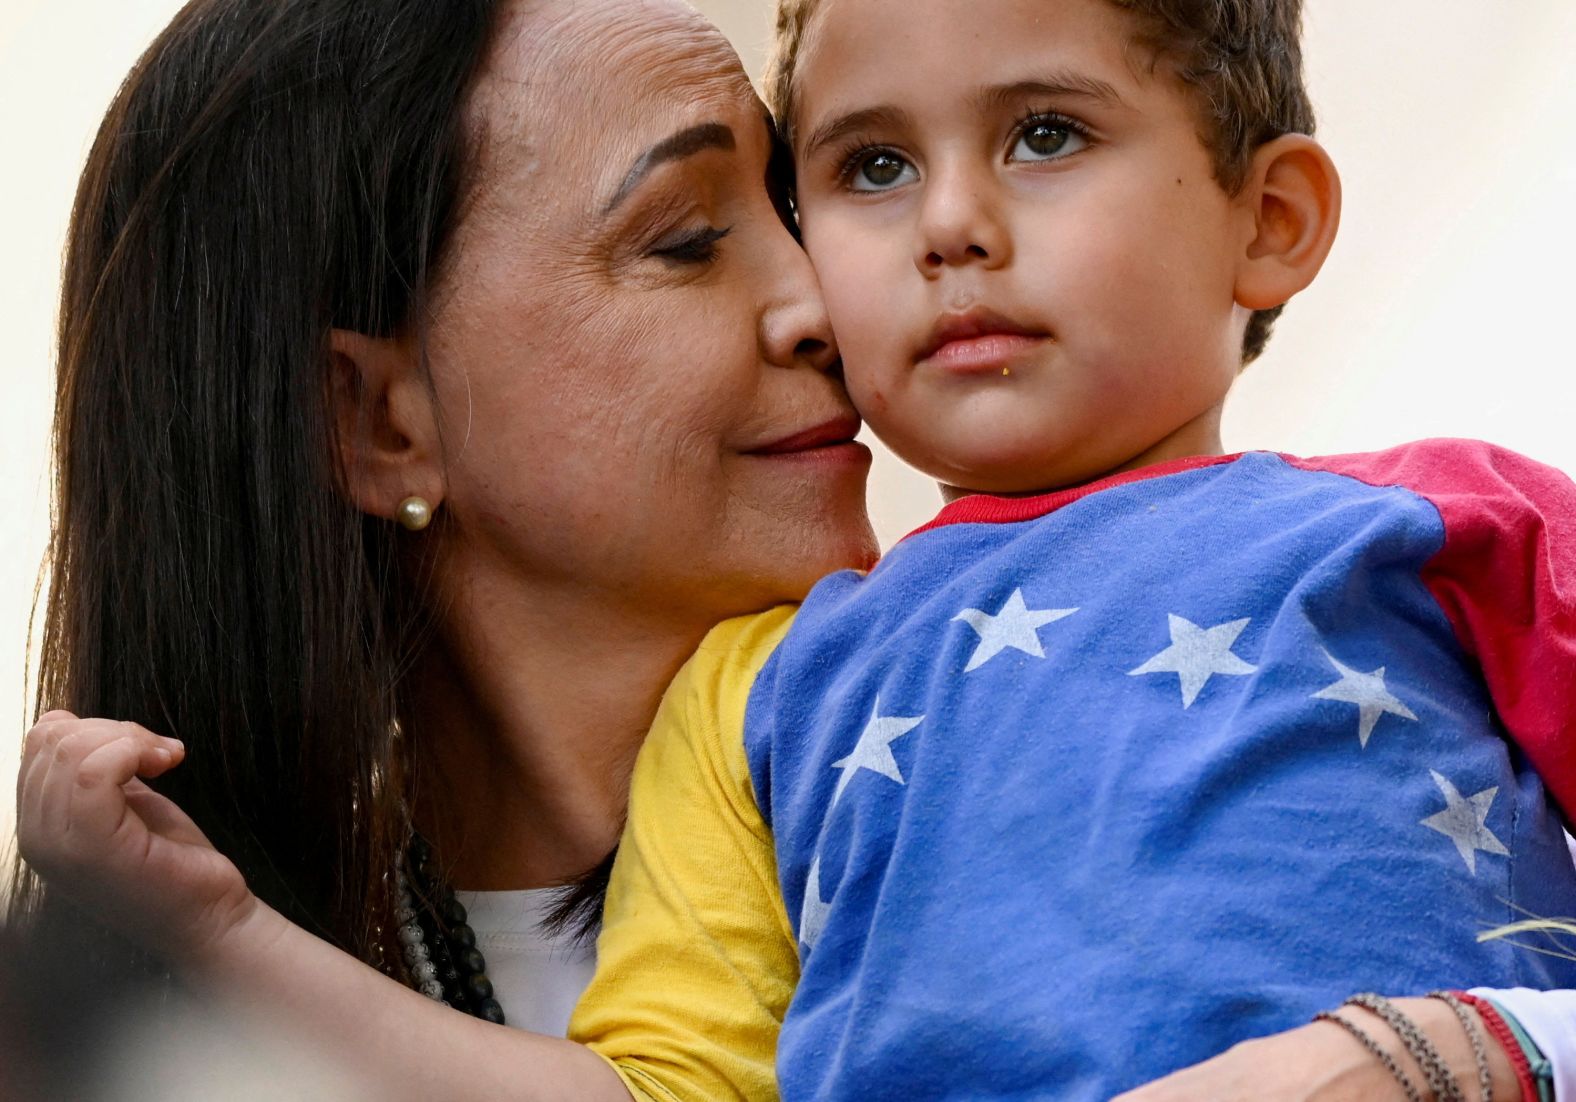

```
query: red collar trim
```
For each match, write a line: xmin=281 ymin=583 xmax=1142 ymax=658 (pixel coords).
xmin=903 ymin=453 xmax=1243 ymax=541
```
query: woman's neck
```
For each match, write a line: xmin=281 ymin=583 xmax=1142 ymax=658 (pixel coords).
xmin=406 ymin=571 xmax=711 ymax=892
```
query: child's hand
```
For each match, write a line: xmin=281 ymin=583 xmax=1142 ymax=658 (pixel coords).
xmin=16 ymin=711 xmax=256 ymax=962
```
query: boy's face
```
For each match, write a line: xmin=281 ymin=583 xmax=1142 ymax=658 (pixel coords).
xmin=792 ymin=0 xmax=1255 ymax=494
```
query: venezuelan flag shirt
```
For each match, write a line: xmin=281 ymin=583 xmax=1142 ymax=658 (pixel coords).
xmin=573 ymin=441 xmax=1576 ymax=1101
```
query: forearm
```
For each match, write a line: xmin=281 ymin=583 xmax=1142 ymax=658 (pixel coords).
xmin=1376 ymin=997 xmax=1521 ymax=1102
xmin=194 ymin=899 xmax=631 ymax=1102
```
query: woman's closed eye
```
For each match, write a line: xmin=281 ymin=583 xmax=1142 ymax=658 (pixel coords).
xmin=649 ymin=224 xmax=732 ymax=265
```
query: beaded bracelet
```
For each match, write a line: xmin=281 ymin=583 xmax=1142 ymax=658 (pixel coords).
xmin=1346 ymin=993 xmax=1465 ymax=1102
xmin=1454 ymin=992 xmax=1540 ymax=1102
xmin=1426 ymin=990 xmax=1493 ymax=1102
xmin=1314 ymin=1010 xmax=1422 ymax=1102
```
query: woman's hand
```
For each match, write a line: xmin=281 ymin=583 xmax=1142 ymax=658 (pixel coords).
xmin=1112 ymin=996 xmax=1520 ymax=1102
xmin=16 ymin=710 xmax=256 ymax=962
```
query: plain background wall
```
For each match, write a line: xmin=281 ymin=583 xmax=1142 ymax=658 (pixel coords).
xmin=3 ymin=0 xmax=1574 ymax=866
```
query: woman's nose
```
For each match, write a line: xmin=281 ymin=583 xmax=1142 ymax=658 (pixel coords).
xmin=914 ymin=166 xmax=1012 ymax=275
xmin=761 ymin=236 xmax=840 ymax=374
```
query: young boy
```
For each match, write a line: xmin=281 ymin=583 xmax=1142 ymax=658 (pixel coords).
xmin=20 ymin=1 xmax=1576 ymax=1100
xmin=569 ymin=0 xmax=1576 ymax=1098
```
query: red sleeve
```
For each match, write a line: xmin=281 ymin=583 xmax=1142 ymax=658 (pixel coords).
xmin=1285 ymin=440 xmax=1576 ymax=821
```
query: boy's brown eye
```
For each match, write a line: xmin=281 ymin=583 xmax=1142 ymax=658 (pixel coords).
xmin=1010 ymin=116 xmax=1088 ymax=164
xmin=1023 ymin=124 xmax=1070 ymax=157
xmin=862 ymin=154 xmax=904 ymax=186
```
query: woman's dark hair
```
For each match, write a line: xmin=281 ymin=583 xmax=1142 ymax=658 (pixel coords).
xmin=8 ymin=0 xmax=508 ymax=980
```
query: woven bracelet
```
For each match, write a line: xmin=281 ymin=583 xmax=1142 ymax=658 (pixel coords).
xmin=1346 ymin=993 xmax=1466 ymax=1102
xmin=1454 ymin=992 xmax=1541 ymax=1102
xmin=1314 ymin=1010 xmax=1423 ymax=1102
xmin=1427 ymin=991 xmax=1493 ymax=1102
xmin=1494 ymin=1006 xmax=1556 ymax=1102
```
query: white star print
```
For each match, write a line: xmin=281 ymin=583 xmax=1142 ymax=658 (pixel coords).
xmin=952 ymin=588 xmax=1078 ymax=673
xmin=1312 ymin=650 xmax=1418 ymax=748
xmin=1128 ymin=614 xmax=1258 ymax=708
xmin=800 ymin=857 xmax=830 ymax=950
xmin=1420 ymin=770 xmax=1509 ymax=875
xmin=831 ymin=697 xmax=923 ymax=803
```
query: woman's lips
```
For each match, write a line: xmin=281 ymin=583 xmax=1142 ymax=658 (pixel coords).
xmin=747 ymin=415 xmax=864 ymax=456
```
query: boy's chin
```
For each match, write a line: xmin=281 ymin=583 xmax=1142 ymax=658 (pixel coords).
xmin=923 ymin=456 xmax=1083 ymax=500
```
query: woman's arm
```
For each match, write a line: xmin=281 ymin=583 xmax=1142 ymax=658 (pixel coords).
xmin=1110 ymin=998 xmax=1521 ymax=1102
xmin=16 ymin=712 xmax=629 ymax=1102
xmin=1472 ymin=986 xmax=1576 ymax=1100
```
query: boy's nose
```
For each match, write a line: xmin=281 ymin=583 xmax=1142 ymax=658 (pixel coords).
xmin=914 ymin=172 xmax=1012 ymax=275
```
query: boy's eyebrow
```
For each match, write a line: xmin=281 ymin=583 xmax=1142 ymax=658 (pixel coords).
xmin=798 ymin=72 xmax=1124 ymax=164
xmin=799 ymin=106 xmax=913 ymax=162
xmin=604 ymin=122 xmax=736 ymax=214
xmin=980 ymin=72 xmax=1126 ymax=112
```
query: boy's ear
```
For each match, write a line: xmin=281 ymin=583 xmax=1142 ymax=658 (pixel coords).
xmin=1233 ymin=134 xmax=1342 ymax=312
xmin=327 ymin=329 xmax=445 ymax=523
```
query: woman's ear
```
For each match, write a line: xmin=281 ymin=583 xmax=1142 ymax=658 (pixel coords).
xmin=327 ymin=328 xmax=445 ymax=523
xmin=1233 ymin=134 xmax=1342 ymax=312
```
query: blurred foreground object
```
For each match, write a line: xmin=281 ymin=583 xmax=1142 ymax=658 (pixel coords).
xmin=0 ymin=920 xmax=368 ymax=1100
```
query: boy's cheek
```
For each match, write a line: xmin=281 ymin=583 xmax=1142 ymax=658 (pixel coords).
xmin=806 ymin=243 xmax=911 ymax=375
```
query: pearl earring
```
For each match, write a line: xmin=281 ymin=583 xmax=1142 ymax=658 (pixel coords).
xmin=396 ymin=496 xmax=433 ymax=532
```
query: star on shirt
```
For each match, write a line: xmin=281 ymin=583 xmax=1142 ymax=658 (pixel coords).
xmin=800 ymin=857 xmax=830 ymax=950
xmin=1421 ymin=770 xmax=1509 ymax=875
xmin=953 ymin=589 xmax=1078 ymax=673
xmin=1312 ymin=651 xmax=1418 ymax=748
xmin=831 ymin=697 xmax=923 ymax=803
xmin=1128 ymin=614 xmax=1258 ymax=708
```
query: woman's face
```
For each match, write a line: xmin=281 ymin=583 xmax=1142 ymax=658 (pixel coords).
xmin=424 ymin=0 xmax=877 ymax=622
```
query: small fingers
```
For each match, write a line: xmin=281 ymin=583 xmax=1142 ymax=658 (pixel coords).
xmin=75 ymin=734 xmax=180 ymax=795
xmin=19 ymin=711 xmax=82 ymax=794
xmin=31 ymin=724 xmax=134 ymax=845
xmin=24 ymin=720 xmax=183 ymax=852
xmin=66 ymin=736 xmax=178 ymax=846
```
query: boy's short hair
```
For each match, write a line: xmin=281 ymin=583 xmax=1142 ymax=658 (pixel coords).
xmin=765 ymin=0 xmax=1316 ymax=365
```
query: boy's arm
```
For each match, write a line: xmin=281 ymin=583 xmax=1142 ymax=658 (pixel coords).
xmin=571 ymin=608 xmax=801 ymax=1102
xmin=15 ymin=713 xmax=631 ymax=1101
xmin=1289 ymin=440 xmax=1576 ymax=815
xmin=1286 ymin=441 xmax=1576 ymax=1100
xmin=203 ymin=899 xmax=634 ymax=1099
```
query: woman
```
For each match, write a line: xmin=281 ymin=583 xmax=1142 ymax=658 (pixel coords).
xmin=16 ymin=0 xmax=1565 ymax=1098
xmin=9 ymin=0 xmax=872 ymax=1088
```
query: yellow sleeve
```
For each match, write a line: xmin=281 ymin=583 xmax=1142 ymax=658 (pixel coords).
xmin=569 ymin=606 xmax=801 ymax=1102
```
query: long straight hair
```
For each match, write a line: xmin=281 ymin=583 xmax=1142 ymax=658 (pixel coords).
xmin=10 ymin=0 xmax=500 ymax=978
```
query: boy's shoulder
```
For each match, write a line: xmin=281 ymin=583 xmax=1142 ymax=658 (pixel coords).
xmin=1283 ymin=437 xmax=1574 ymax=501
xmin=1283 ymin=437 xmax=1576 ymax=561
xmin=901 ymin=438 xmax=1572 ymax=541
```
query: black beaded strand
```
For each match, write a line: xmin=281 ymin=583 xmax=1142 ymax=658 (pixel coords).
xmin=404 ymin=837 xmax=506 ymax=1025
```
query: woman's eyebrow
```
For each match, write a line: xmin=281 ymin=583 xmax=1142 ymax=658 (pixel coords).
xmin=604 ymin=122 xmax=736 ymax=214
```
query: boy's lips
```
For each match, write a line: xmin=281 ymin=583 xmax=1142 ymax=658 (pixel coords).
xmin=917 ymin=308 xmax=1050 ymax=372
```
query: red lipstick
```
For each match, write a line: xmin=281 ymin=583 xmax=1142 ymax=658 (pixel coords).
xmin=747 ymin=415 xmax=866 ymax=457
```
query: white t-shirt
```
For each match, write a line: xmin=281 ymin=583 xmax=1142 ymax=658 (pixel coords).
xmin=456 ymin=888 xmax=597 ymax=1038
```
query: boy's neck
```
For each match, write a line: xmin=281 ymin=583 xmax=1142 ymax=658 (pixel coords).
xmin=939 ymin=404 xmax=1227 ymax=503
